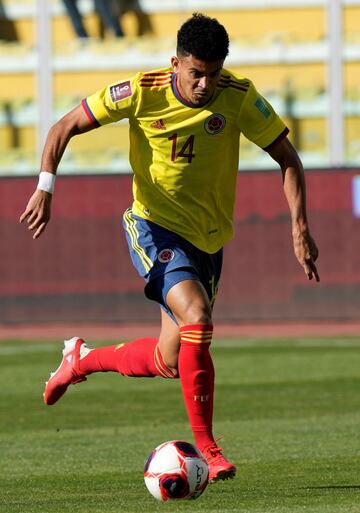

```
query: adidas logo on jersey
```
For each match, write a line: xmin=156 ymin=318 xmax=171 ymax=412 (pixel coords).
xmin=150 ymin=119 xmax=166 ymax=130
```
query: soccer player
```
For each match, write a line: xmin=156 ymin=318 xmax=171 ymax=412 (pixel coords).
xmin=20 ymin=13 xmax=319 ymax=483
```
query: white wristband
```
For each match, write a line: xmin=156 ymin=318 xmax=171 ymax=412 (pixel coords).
xmin=37 ymin=171 xmax=56 ymax=194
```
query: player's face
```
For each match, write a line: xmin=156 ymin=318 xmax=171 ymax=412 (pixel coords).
xmin=171 ymin=54 xmax=224 ymax=107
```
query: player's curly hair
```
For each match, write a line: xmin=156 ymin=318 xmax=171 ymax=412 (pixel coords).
xmin=177 ymin=13 xmax=229 ymax=61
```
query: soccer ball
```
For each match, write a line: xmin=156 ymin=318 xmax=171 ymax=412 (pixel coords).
xmin=144 ymin=440 xmax=209 ymax=501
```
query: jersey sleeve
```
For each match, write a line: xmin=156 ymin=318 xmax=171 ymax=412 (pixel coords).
xmin=238 ymin=81 xmax=288 ymax=150
xmin=82 ymin=74 xmax=139 ymax=127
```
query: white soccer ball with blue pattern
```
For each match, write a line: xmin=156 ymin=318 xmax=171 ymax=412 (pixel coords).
xmin=144 ymin=440 xmax=209 ymax=501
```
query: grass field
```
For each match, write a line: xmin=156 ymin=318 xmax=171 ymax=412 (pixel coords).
xmin=1 ymin=337 xmax=360 ymax=513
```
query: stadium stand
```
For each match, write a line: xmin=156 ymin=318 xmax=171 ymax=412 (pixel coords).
xmin=0 ymin=0 xmax=359 ymax=173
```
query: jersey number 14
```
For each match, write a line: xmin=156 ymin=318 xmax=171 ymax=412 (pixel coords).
xmin=168 ymin=134 xmax=195 ymax=163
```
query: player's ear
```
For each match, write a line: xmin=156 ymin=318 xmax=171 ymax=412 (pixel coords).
xmin=171 ymin=56 xmax=180 ymax=73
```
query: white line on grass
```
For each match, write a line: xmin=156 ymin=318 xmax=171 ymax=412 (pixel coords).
xmin=0 ymin=343 xmax=60 ymax=355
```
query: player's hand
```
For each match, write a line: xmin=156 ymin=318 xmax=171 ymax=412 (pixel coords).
xmin=19 ymin=189 xmax=52 ymax=239
xmin=292 ymin=230 xmax=320 ymax=282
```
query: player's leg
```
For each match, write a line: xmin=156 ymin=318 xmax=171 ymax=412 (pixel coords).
xmin=157 ymin=308 xmax=180 ymax=375
xmin=164 ymin=279 xmax=236 ymax=482
xmin=166 ymin=279 xmax=213 ymax=449
xmin=62 ymin=0 xmax=88 ymax=38
xmin=94 ymin=0 xmax=124 ymax=37
xmin=43 ymin=321 xmax=179 ymax=406
xmin=77 ymin=306 xmax=180 ymax=379
xmin=74 ymin=307 xmax=180 ymax=385
xmin=43 ymin=302 xmax=180 ymax=406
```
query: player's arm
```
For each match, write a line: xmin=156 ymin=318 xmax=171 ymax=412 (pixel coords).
xmin=267 ymin=136 xmax=320 ymax=282
xmin=19 ymin=104 xmax=95 ymax=239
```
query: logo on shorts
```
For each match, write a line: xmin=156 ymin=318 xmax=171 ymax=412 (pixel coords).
xmin=204 ymin=114 xmax=226 ymax=135
xmin=110 ymin=81 xmax=132 ymax=103
xmin=158 ymin=248 xmax=175 ymax=263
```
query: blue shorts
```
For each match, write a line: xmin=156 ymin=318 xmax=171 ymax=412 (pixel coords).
xmin=122 ymin=208 xmax=223 ymax=320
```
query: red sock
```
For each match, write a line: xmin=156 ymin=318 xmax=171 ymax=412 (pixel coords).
xmin=178 ymin=324 xmax=215 ymax=452
xmin=79 ymin=338 xmax=176 ymax=378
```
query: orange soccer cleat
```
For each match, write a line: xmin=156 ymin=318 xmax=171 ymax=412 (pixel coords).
xmin=202 ymin=440 xmax=236 ymax=483
xmin=43 ymin=337 xmax=89 ymax=405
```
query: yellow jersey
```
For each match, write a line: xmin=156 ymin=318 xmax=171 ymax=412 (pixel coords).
xmin=83 ymin=67 xmax=288 ymax=253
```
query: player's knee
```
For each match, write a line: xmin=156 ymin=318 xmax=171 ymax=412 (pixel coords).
xmin=180 ymin=309 xmax=212 ymax=327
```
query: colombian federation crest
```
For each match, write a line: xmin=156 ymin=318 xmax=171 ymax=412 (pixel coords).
xmin=158 ymin=248 xmax=175 ymax=263
xmin=204 ymin=113 xmax=226 ymax=135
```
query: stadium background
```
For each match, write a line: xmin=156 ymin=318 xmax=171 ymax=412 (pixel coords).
xmin=0 ymin=0 xmax=359 ymax=331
